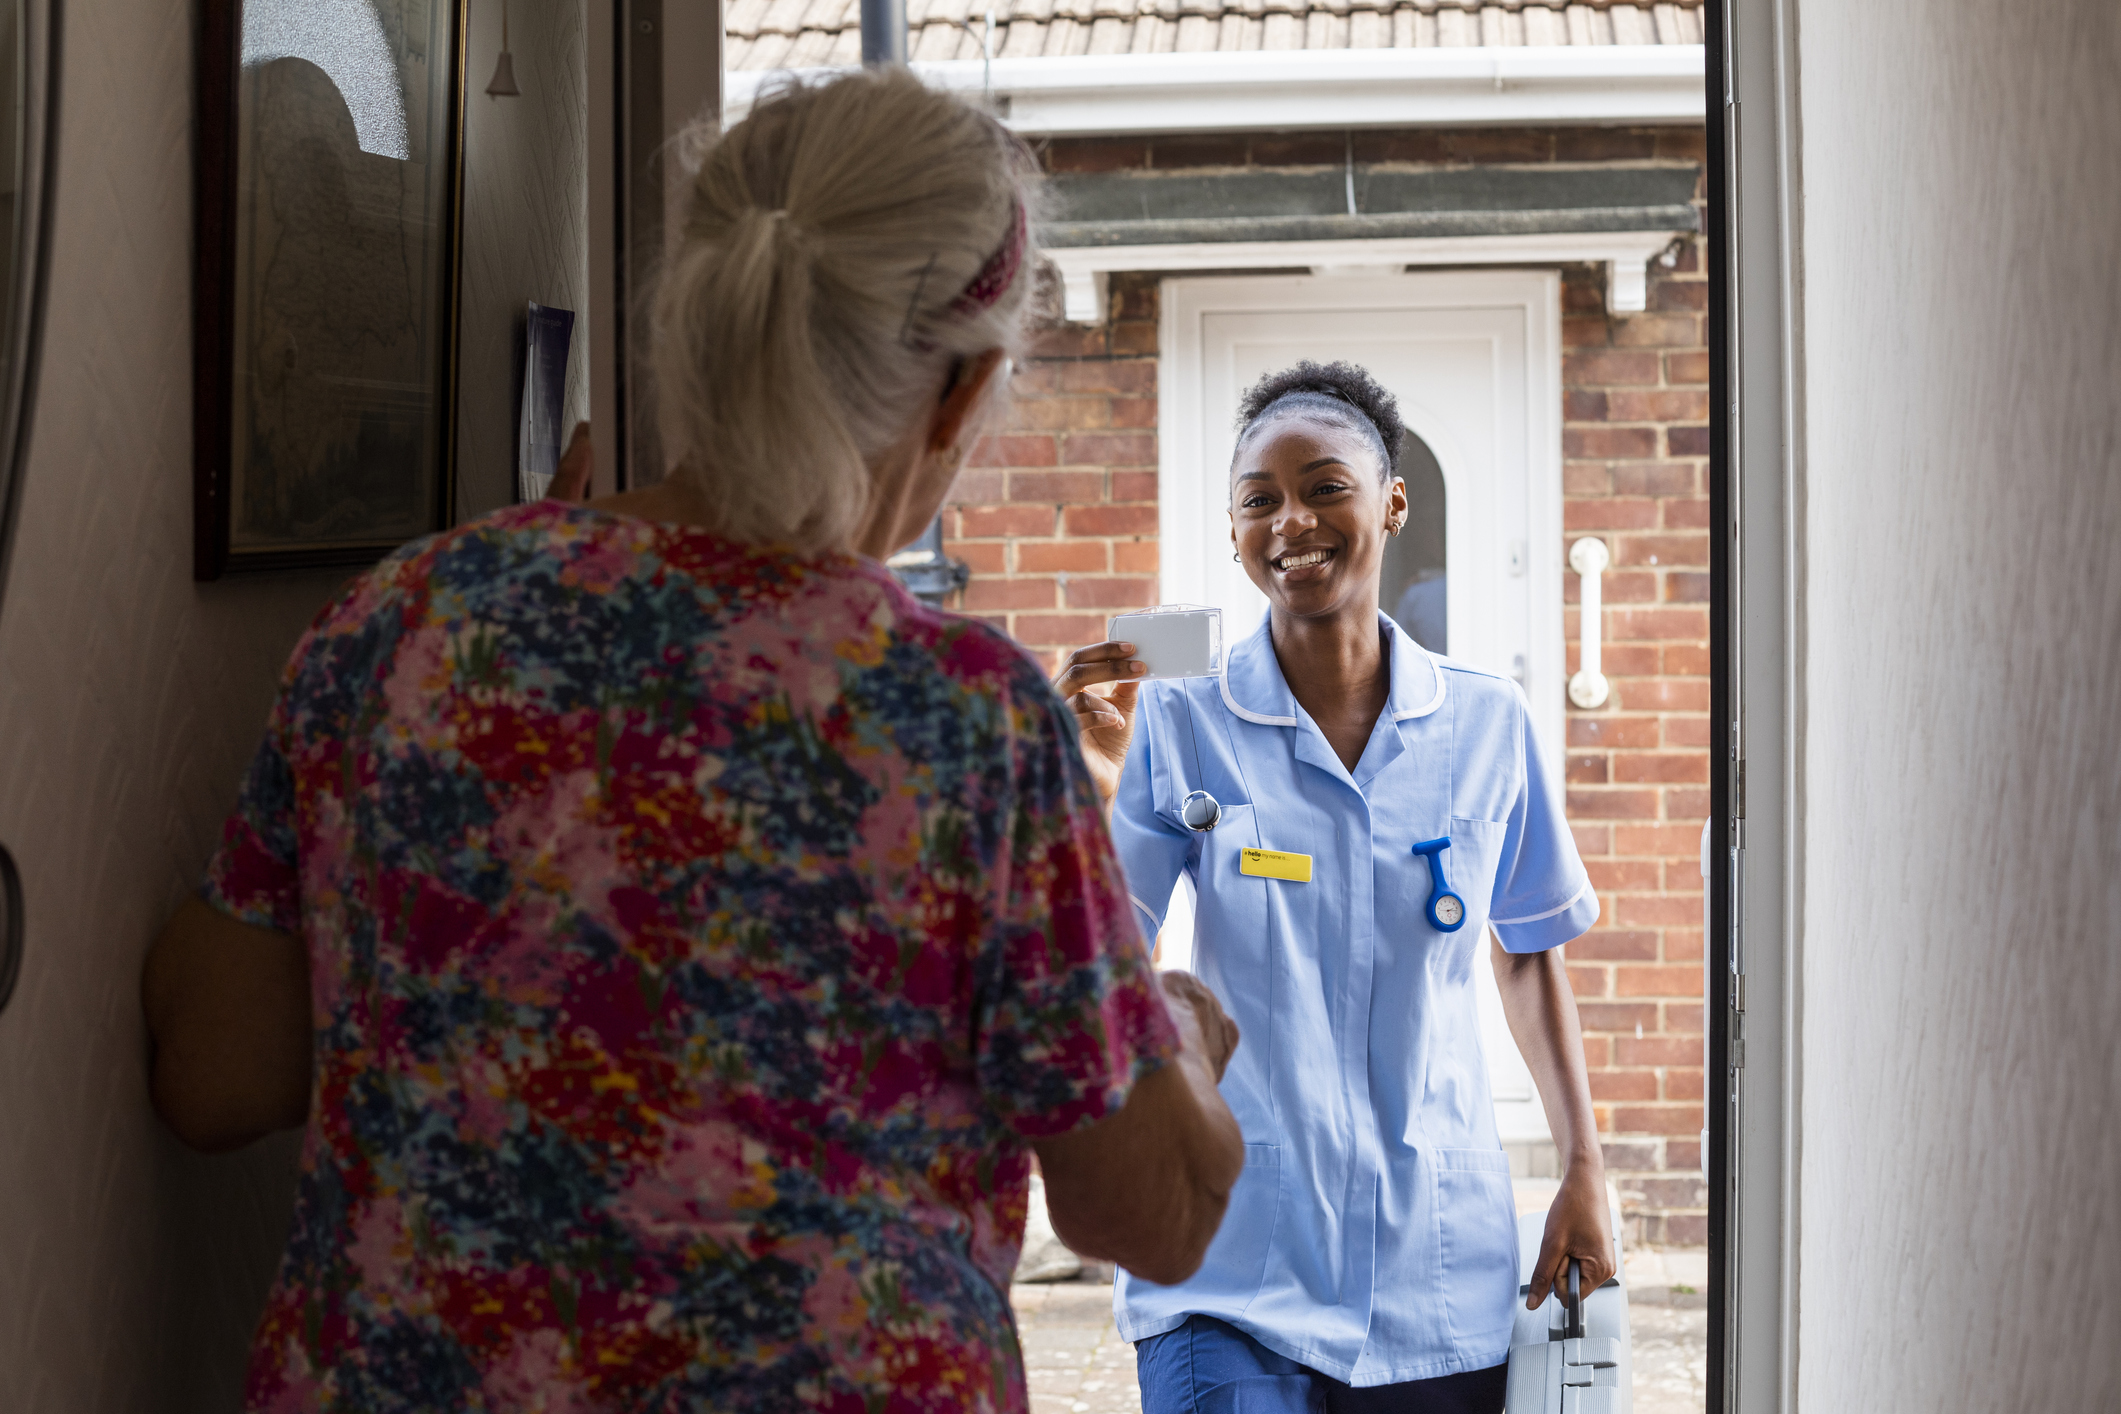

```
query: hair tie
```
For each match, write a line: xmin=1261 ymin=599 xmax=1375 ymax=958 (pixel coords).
xmin=944 ymin=200 xmax=1027 ymax=321
xmin=902 ymin=198 xmax=1028 ymax=351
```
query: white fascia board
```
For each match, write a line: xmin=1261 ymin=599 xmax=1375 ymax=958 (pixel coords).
xmin=725 ymin=46 xmax=1706 ymax=136
xmin=1045 ymin=229 xmax=1680 ymax=321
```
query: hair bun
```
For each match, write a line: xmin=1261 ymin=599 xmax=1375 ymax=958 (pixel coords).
xmin=649 ymin=67 xmax=1040 ymax=553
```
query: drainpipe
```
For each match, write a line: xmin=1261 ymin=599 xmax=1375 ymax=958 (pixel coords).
xmin=866 ymin=0 xmax=969 ymax=608
xmin=861 ymin=0 xmax=906 ymax=65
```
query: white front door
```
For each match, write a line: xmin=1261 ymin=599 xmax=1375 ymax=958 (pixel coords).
xmin=1155 ymin=270 xmax=1565 ymax=1159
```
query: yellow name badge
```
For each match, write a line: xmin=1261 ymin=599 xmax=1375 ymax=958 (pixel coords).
xmin=1240 ymin=848 xmax=1313 ymax=883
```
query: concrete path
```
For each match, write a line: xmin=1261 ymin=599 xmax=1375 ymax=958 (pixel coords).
xmin=1009 ymin=1248 xmax=1710 ymax=1414
xmin=1011 ymin=1275 xmax=1143 ymax=1414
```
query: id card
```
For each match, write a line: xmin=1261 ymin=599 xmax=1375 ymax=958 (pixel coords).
xmin=1108 ymin=605 xmax=1222 ymax=681
xmin=1239 ymin=848 xmax=1313 ymax=883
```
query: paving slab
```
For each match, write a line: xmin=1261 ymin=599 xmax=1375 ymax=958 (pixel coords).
xmin=1012 ymin=1277 xmax=1140 ymax=1414
xmin=1011 ymin=1253 xmax=1707 ymax=1414
xmin=1628 ymin=1303 xmax=1710 ymax=1414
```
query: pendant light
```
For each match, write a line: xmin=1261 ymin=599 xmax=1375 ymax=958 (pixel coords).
xmin=486 ymin=0 xmax=521 ymax=97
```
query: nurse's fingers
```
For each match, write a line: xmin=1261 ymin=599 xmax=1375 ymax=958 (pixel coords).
xmin=1053 ymin=642 xmax=1146 ymax=699
xmin=1526 ymin=1239 xmax=1618 ymax=1309
xmin=1065 ymin=691 xmax=1126 ymax=732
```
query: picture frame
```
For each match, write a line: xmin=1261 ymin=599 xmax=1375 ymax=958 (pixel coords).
xmin=193 ymin=0 xmax=468 ymax=580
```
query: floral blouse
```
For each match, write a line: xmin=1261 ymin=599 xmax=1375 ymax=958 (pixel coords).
xmin=204 ymin=501 xmax=1175 ymax=1413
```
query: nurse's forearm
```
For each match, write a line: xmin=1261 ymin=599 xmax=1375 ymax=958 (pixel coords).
xmin=1491 ymin=940 xmax=1604 ymax=1170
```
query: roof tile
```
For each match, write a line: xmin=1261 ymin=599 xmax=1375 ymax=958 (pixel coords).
xmin=1088 ymin=15 xmax=1132 ymax=51
xmin=728 ymin=0 xmax=1702 ymax=67
xmin=754 ymin=0 xmax=814 ymax=33
xmin=726 ymin=0 xmax=774 ymax=34
xmin=784 ymin=25 xmax=841 ymax=65
xmin=1609 ymin=4 xmax=1653 ymax=43
xmin=1564 ymin=4 xmax=1604 ymax=44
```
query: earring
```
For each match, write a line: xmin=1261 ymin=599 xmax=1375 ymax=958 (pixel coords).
xmin=1232 ymin=551 xmax=1242 ymax=562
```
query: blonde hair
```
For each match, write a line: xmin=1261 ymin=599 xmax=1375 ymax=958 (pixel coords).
xmin=650 ymin=70 xmax=1040 ymax=552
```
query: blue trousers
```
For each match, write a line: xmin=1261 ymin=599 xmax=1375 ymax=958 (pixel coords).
xmin=1135 ymin=1315 xmax=1508 ymax=1414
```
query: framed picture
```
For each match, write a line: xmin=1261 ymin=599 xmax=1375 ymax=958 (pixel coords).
xmin=194 ymin=0 xmax=467 ymax=579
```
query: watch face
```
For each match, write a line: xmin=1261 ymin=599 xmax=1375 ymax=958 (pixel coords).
xmin=1434 ymin=895 xmax=1464 ymax=928
xmin=1181 ymin=790 xmax=1221 ymax=832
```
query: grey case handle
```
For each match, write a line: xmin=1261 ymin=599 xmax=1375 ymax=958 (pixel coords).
xmin=1562 ymin=1258 xmax=1586 ymax=1341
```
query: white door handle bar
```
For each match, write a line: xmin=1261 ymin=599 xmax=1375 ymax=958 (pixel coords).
xmin=1567 ymin=536 xmax=1611 ymax=709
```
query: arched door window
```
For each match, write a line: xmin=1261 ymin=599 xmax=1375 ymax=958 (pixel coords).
xmin=1380 ymin=432 xmax=1447 ymax=654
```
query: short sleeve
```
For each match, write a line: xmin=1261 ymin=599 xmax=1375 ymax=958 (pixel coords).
xmin=1488 ymin=685 xmax=1600 ymax=953
xmin=973 ymin=668 xmax=1181 ymax=1140
xmin=200 ymin=684 xmax=303 ymax=935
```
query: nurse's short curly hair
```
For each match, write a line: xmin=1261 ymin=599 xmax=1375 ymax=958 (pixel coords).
xmin=1233 ymin=360 xmax=1406 ymax=481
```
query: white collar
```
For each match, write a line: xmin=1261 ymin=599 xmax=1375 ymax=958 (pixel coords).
xmin=1218 ymin=611 xmax=1446 ymax=726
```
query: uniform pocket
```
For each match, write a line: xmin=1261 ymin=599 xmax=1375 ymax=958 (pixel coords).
xmin=1447 ymin=816 xmax=1509 ymax=922
xmin=1434 ymin=1146 xmax=1519 ymax=1353
xmin=1157 ymin=1142 xmax=1281 ymax=1303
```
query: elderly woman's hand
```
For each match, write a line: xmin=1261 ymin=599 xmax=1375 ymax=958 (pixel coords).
xmin=546 ymin=422 xmax=594 ymax=503
xmin=1158 ymin=970 xmax=1239 ymax=1082
xmin=1033 ymin=969 xmax=1244 ymax=1287
xmin=1052 ymin=641 xmax=1146 ymax=803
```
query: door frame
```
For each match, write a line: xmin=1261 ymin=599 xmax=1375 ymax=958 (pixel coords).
xmin=1708 ymin=1 xmax=1803 ymax=1411
xmin=1157 ymin=269 xmax=1567 ymax=765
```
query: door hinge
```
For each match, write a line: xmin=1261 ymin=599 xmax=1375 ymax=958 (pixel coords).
xmin=1733 ymin=757 xmax=1746 ymax=820
xmin=1732 ymin=973 xmax=1745 ymax=1013
xmin=1729 ymin=1009 xmax=1745 ymax=1071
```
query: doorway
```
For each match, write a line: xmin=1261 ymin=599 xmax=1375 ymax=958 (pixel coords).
xmin=1154 ymin=269 xmax=1565 ymax=1168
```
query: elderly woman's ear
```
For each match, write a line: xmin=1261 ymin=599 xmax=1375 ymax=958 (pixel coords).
xmin=929 ymin=351 xmax=1010 ymax=457
xmin=852 ymin=349 xmax=1013 ymax=561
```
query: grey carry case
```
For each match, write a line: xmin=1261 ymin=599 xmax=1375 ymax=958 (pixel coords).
xmin=1501 ymin=1209 xmax=1633 ymax=1414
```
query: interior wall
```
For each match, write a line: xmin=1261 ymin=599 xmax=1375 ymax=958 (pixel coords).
xmin=1796 ymin=0 xmax=2121 ymax=1407
xmin=456 ymin=0 xmax=591 ymax=518
xmin=0 ymin=2 xmax=594 ymax=1409
xmin=0 ymin=1 xmax=344 ymax=1409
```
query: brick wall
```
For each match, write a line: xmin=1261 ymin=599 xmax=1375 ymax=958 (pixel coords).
xmin=942 ymin=273 xmax=1166 ymax=670
xmin=947 ymin=127 xmax=1709 ymax=1244
xmin=1558 ymin=215 xmax=1711 ymax=1248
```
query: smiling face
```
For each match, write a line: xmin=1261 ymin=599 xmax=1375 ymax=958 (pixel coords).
xmin=1230 ymin=414 xmax=1408 ymax=628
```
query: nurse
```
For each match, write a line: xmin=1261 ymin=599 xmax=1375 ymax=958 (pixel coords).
xmin=1055 ymin=361 xmax=1615 ymax=1413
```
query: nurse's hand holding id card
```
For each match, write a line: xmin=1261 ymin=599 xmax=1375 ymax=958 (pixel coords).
xmin=1053 ymin=642 xmax=1147 ymax=805
xmin=1054 ymin=609 xmax=1221 ymax=805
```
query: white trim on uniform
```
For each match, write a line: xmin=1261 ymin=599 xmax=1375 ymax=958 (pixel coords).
xmin=1490 ymin=875 xmax=1596 ymax=926
xmin=1391 ymin=642 xmax=1450 ymax=722
xmin=1218 ymin=662 xmax=1296 ymax=727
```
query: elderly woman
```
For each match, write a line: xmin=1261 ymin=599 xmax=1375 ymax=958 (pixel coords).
xmin=142 ymin=71 xmax=1241 ymax=1412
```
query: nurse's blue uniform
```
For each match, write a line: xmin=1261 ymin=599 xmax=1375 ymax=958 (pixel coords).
xmin=1112 ymin=613 xmax=1599 ymax=1392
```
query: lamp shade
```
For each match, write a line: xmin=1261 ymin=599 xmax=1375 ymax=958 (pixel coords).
xmin=486 ymin=49 xmax=519 ymax=97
